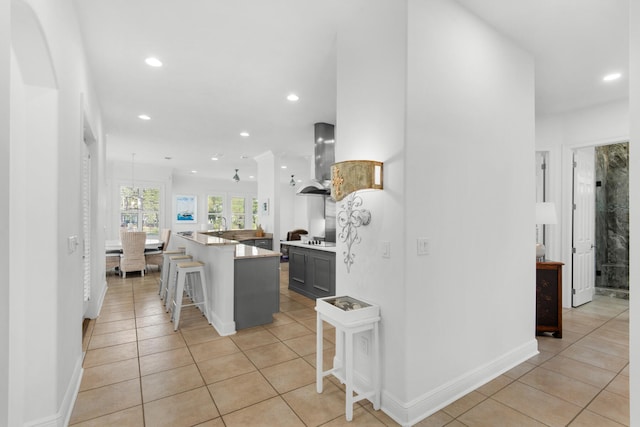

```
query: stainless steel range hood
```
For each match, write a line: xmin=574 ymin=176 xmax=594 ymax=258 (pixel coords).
xmin=296 ymin=122 xmax=335 ymax=196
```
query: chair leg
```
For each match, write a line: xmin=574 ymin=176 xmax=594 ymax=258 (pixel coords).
xmin=173 ymin=270 xmax=187 ymax=331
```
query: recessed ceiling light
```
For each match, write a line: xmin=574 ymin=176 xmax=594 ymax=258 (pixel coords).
xmin=287 ymin=93 xmax=299 ymax=102
xmin=191 ymin=170 xmax=197 ymax=174
xmin=249 ymin=175 xmax=255 ymax=179
xmin=211 ymin=157 xmax=219 ymax=161
xmin=145 ymin=57 xmax=163 ymax=67
xmin=138 ymin=114 xmax=151 ymax=120
xmin=240 ymin=131 xmax=250 ymax=137
xmin=281 ymin=165 xmax=287 ymax=169
xmin=603 ymin=73 xmax=622 ymax=81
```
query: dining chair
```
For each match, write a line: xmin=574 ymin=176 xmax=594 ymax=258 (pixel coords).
xmin=120 ymin=231 xmax=147 ymax=278
xmin=145 ymin=228 xmax=170 ymax=271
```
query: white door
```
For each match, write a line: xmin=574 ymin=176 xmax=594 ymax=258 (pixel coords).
xmin=572 ymin=147 xmax=595 ymax=306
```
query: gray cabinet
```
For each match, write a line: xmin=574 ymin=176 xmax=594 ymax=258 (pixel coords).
xmin=234 ymin=256 xmax=280 ymax=329
xmin=241 ymin=238 xmax=272 ymax=250
xmin=288 ymin=246 xmax=335 ymax=299
xmin=254 ymin=239 xmax=272 ymax=249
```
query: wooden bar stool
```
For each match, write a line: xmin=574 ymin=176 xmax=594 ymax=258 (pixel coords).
xmin=164 ymin=254 xmax=193 ymax=311
xmin=158 ymin=249 xmax=186 ymax=297
xmin=171 ymin=261 xmax=209 ymax=331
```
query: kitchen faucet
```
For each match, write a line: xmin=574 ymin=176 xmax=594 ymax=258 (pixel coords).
xmin=219 ymin=216 xmax=227 ymax=232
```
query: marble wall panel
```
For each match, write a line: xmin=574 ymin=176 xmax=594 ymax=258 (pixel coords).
xmin=595 ymin=142 xmax=629 ymax=296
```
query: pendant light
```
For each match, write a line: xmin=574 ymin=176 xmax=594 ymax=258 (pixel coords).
xmin=232 ymin=169 xmax=240 ymax=183
xmin=289 ymin=175 xmax=296 ymax=187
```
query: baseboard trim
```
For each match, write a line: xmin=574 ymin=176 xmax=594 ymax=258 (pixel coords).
xmin=84 ymin=281 xmax=108 ymax=319
xmin=24 ymin=355 xmax=83 ymax=427
xmin=381 ymin=339 xmax=539 ymax=426
xmin=208 ymin=311 xmax=236 ymax=336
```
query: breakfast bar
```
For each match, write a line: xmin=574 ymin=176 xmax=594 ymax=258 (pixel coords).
xmin=170 ymin=232 xmax=281 ymax=335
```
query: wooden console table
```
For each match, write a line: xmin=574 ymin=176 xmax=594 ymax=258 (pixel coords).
xmin=536 ymin=261 xmax=563 ymax=338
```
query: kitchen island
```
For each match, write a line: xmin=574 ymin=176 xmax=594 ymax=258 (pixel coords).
xmin=171 ymin=232 xmax=280 ymax=335
xmin=281 ymin=241 xmax=337 ymax=300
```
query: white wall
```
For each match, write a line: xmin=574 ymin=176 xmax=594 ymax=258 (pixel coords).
xmin=255 ymin=151 xmax=281 ymax=253
xmin=336 ymin=1 xmax=537 ymax=424
xmin=628 ymin=1 xmax=639 ymax=423
xmin=0 ymin=0 xmax=9 ymax=422
xmin=404 ymin=0 xmax=536 ymax=420
xmin=7 ymin=0 xmax=105 ymax=424
xmin=335 ymin=0 xmax=408 ymax=412
xmin=108 ymin=154 xmax=315 ymax=244
xmin=171 ymin=173 xmax=256 ymax=233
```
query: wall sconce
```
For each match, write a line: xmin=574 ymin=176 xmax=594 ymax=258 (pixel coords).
xmin=232 ymin=169 xmax=240 ymax=183
xmin=290 ymin=175 xmax=296 ymax=187
xmin=330 ymin=160 xmax=383 ymax=201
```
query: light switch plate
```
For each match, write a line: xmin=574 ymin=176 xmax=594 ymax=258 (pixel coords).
xmin=417 ymin=238 xmax=430 ymax=255
xmin=67 ymin=235 xmax=79 ymax=254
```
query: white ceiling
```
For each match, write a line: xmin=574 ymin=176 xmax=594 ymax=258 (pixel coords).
xmin=73 ymin=0 xmax=629 ymax=182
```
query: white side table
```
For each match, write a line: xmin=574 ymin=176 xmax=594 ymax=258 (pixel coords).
xmin=315 ymin=296 xmax=381 ymax=421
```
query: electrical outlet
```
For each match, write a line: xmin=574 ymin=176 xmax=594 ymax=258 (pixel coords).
xmin=417 ymin=238 xmax=430 ymax=255
xmin=381 ymin=241 xmax=391 ymax=258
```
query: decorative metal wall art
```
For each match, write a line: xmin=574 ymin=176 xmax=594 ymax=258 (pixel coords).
xmin=337 ymin=193 xmax=372 ymax=273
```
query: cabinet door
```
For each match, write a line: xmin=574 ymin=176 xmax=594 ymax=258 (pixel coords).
xmin=254 ymin=239 xmax=272 ymax=250
xmin=309 ymin=251 xmax=335 ymax=297
xmin=536 ymin=262 xmax=562 ymax=338
xmin=289 ymin=248 xmax=307 ymax=287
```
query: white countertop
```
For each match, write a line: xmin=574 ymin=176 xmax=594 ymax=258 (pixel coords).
xmin=281 ymin=240 xmax=337 ymax=253
xmin=176 ymin=233 xmax=280 ymax=258
xmin=234 ymin=243 xmax=281 ymax=259
xmin=175 ymin=232 xmax=239 ymax=246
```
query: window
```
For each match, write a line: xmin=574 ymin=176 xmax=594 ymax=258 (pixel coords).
xmin=206 ymin=194 xmax=257 ymax=230
xmin=120 ymin=186 xmax=160 ymax=236
xmin=207 ymin=195 xmax=224 ymax=229
xmin=231 ymin=196 xmax=246 ymax=229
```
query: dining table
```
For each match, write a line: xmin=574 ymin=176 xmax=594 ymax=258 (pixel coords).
xmin=105 ymin=238 xmax=163 ymax=253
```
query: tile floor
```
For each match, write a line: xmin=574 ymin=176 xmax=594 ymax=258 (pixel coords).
xmin=71 ymin=264 xmax=629 ymax=426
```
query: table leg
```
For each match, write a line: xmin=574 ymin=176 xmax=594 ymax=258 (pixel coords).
xmin=373 ymin=322 xmax=381 ymax=410
xmin=316 ymin=312 xmax=324 ymax=393
xmin=345 ymin=330 xmax=354 ymax=421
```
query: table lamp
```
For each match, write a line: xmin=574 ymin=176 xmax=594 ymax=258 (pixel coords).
xmin=535 ymin=202 xmax=557 ymax=261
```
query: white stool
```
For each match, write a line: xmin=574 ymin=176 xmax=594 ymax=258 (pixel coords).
xmin=158 ymin=249 xmax=186 ymax=297
xmin=171 ymin=261 xmax=209 ymax=331
xmin=164 ymin=254 xmax=193 ymax=311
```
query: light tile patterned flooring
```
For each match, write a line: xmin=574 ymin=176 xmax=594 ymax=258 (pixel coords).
xmin=71 ymin=264 xmax=629 ymax=426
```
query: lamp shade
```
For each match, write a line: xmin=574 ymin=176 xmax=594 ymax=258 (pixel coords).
xmin=535 ymin=202 xmax=557 ymax=225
